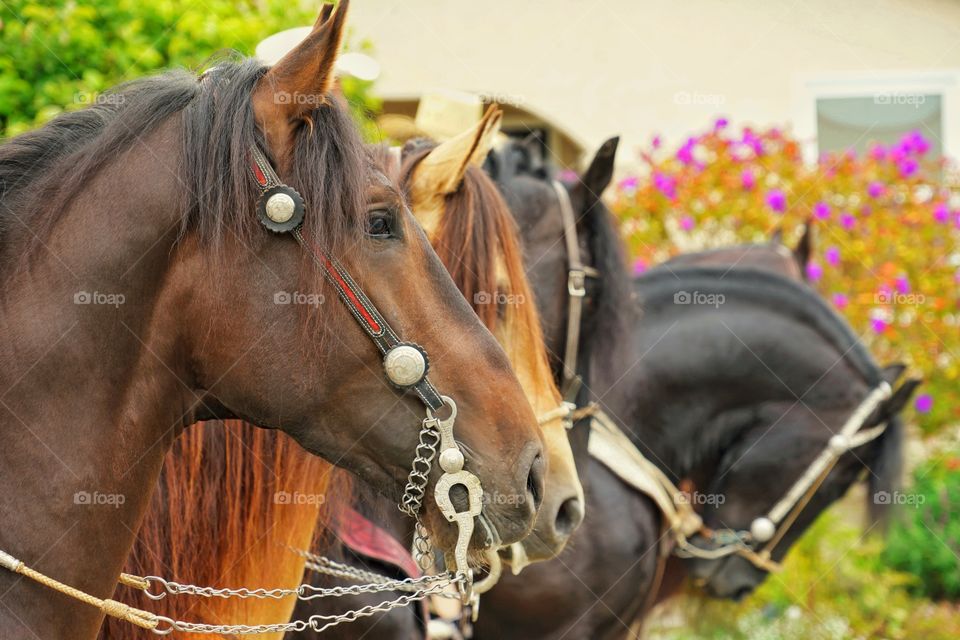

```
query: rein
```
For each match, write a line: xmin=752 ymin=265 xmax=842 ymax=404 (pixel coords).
xmin=0 ymin=144 xmax=491 ymax=636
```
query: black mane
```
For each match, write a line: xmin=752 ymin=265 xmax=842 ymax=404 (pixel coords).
xmin=0 ymin=54 xmax=367 ymax=262
xmin=637 ymin=265 xmax=882 ymax=386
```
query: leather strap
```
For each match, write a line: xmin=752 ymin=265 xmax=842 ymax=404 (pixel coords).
xmin=552 ymin=180 xmax=586 ymax=401
xmin=251 ymin=145 xmax=444 ymax=411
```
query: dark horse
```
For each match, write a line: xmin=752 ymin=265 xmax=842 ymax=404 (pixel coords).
xmin=471 ymin=138 xmax=917 ymax=639
xmin=0 ymin=4 xmax=546 ymax=638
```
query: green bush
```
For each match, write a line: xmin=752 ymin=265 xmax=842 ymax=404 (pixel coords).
xmin=884 ymin=455 xmax=960 ymax=599
xmin=651 ymin=504 xmax=960 ymax=639
xmin=0 ymin=0 xmax=379 ymax=137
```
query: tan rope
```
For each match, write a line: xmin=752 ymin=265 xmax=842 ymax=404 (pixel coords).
xmin=9 ymin=560 xmax=159 ymax=630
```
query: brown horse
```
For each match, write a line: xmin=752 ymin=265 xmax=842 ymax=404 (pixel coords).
xmin=0 ymin=3 xmax=546 ymax=638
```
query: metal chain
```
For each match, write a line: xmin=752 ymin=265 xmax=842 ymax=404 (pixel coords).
xmin=399 ymin=416 xmax=441 ymax=517
xmin=152 ymin=577 xmax=461 ymax=636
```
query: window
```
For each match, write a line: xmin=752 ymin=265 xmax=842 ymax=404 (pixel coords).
xmin=816 ymin=95 xmax=943 ymax=158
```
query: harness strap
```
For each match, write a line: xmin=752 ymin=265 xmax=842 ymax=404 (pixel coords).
xmin=552 ymin=180 xmax=586 ymax=400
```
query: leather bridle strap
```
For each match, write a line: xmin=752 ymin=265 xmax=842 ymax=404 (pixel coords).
xmin=250 ymin=144 xmax=445 ymax=412
xmin=292 ymin=229 xmax=444 ymax=411
xmin=552 ymin=180 xmax=588 ymax=400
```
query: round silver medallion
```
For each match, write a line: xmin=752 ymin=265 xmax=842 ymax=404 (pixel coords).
xmin=749 ymin=517 xmax=776 ymax=543
xmin=384 ymin=344 xmax=427 ymax=387
xmin=265 ymin=192 xmax=296 ymax=223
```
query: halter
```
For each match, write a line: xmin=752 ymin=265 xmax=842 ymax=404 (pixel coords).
xmin=674 ymin=381 xmax=893 ymax=571
xmin=0 ymin=143 xmax=491 ymax=635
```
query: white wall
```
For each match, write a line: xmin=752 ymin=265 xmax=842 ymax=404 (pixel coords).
xmin=346 ymin=0 xmax=960 ymax=170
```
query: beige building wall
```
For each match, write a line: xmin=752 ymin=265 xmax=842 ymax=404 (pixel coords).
xmin=348 ymin=0 xmax=960 ymax=172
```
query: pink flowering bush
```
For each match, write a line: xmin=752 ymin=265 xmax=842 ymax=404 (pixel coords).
xmin=613 ymin=121 xmax=959 ymax=433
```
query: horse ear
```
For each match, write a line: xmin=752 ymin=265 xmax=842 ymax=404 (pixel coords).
xmin=794 ymin=219 xmax=814 ymax=273
xmin=578 ymin=136 xmax=619 ymax=206
xmin=416 ymin=104 xmax=502 ymax=196
xmin=880 ymin=363 xmax=907 ymax=386
xmin=251 ymin=0 xmax=349 ymax=167
xmin=881 ymin=378 xmax=922 ymax=419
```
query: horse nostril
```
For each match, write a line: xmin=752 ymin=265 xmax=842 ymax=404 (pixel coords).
xmin=526 ymin=453 xmax=545 ymax=510
xmin=554 ymin=497 xmax=584 ymax=537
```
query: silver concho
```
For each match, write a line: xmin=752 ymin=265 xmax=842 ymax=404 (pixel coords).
xmin=265 ymin=192 xmax=297 ymax=223
xmin=383 ymin=344 xmax=427 ymax=387
xmin=750 ymin=517 xmax=776 ymax=543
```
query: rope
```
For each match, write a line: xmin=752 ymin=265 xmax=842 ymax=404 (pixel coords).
xmin=0 ymin=552 xmax=159 ymax=630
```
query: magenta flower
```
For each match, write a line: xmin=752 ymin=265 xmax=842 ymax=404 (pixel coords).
xmin=825 ymin=246 xmax=841 ymax=267
xmin=741 ymin=168 xmax=756 ymax=191
xmin=870 ymin=317 xmax=888 ymax=334
xmin=898 ymin=158 xmax=919 ymax=178
xmin=832 ymin=293 xmax=849 ymax=309
xmin=806 ymin=260 xmax=822 ymax=281
xmin=652 ymin=135 xmax=662 ymax=149
xmin=895 ymin=275 xmax=911 ymax=294
xmin=618 ymin=175 xmax=639 ymax=191
xmin=653 ymin=172 xmax=677 ymax=200
xmin=766 ymin=189 xmax=787 ymax=214
xmin=839 ymin=212 xmax=856 ymax=230
xmin=679 ymin=215 xmax=695 ymax=231
xmin=676 ymin=138 xmax=696 ymax=165
xmin=632 ymin=258 xmax=647 ymax=276
xmin=714 ymin=117 xmax=729 ymax=130
xmin=813 ymin=201 xmax=831 ymax=220
xmin=742 ymin=130 xmax=764 ymax=156
xmin=914 ymin=393 xmax=933 ymax=414
xmin=868 ymin=143 xmax=886 ymax=161
xmin=934 ymin=202 xmax=950 ymax=223
xmin=867 ymin=181 xmax=885 ymax=198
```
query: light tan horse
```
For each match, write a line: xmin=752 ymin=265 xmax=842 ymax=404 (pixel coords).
xmin=402 ymin=106 xmax=585 ymax=565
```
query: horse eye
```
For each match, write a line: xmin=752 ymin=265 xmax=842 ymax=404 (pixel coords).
xmin=367 ymin=210 xmax=394 ymax=238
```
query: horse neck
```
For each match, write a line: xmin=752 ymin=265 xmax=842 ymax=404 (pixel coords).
xmin=0 ymin=120 xmax=210 ymax=639
xmin=589 ymin=295 xmax=864 ymax=483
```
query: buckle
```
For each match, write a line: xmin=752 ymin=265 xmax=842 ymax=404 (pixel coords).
xmin=567 ymin=269 xmax=586 ymax=297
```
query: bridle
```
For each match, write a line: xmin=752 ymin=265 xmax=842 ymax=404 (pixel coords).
xmin=675 ymin=381 xmax=893 ymax=572
xmin=252 ymin=144 xmax=486 ymax=592
xmin=0 ymin=143 xmax=492 ymax=635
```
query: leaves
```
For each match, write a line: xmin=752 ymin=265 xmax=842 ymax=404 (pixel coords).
xmin=0 ymin=0 xmax=380 ymax=137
